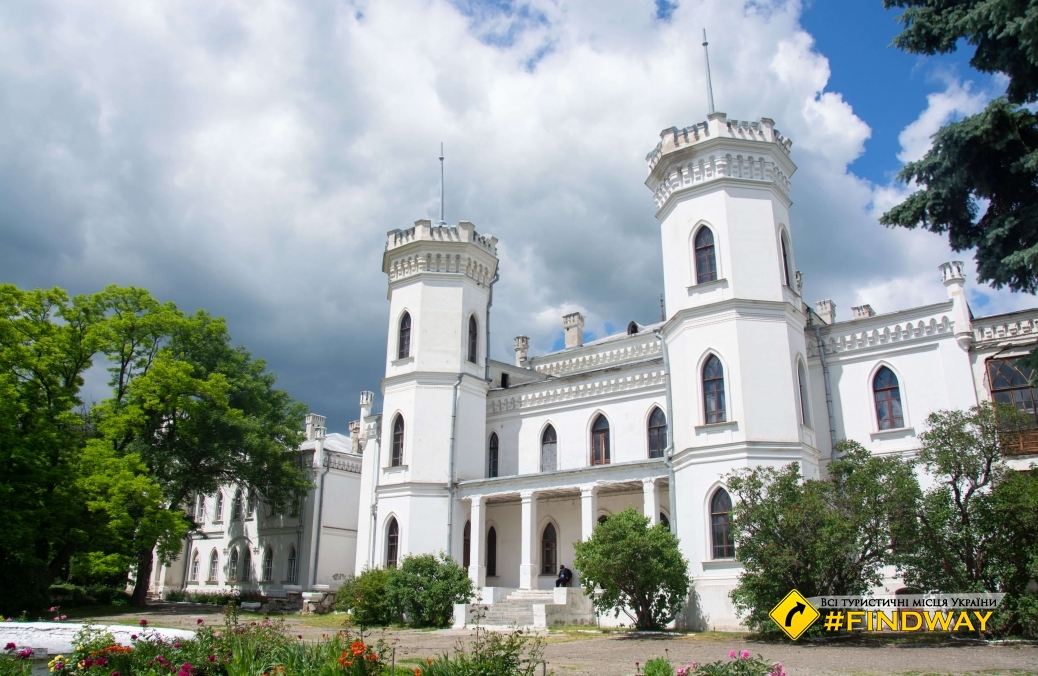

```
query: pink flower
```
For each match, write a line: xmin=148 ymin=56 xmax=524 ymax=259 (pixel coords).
xmin=729 ymin=650 xmax=737 ymax=659
xmin=60 ymin=615 xmax=66 ymax=621
xmin=197 ymin=619 xmax=204 ymax=625
xmin=17 ymin=649 xmax=32 ymax=659
xmin=5 ymin=643 xmax=16 ymax=651
xmin=207 ymin=656 xmax=216 ymax=662
xmin=112 ymin=672 xmax=121 ymax=676
xmin=49 ymin=607 xmax=56 ymax=613
xmin=53 ymin=617 xmax=60 ymax=622
xmin=213 ymin=632 xmax=221 ymax=638
xmin=740 ymin=650 xmax=750 ymax=659
xmin=139 ymin=619 xmax=148 ymax=627
xmin=173 ymin=643 xmax=181 ymax=649
xmin=130 ymin=635 xmax=138 ymax=641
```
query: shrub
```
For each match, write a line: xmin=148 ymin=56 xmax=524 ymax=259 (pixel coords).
xmin=48 ymin=583 xmax=130 ymax=607
xmin=334 ymin=569 xmax=397 ymax=627
xmin=644 ymin=657 xmax=674 ymax=676
xmin=676 ymin=651 xmax=783 ymax=676
xmin=384 ymin=553 xmax=473 ymax=628
xmin=421 ymin=620 xmax=544 ymax=676
xmin=162 ymin=590 xmax=240 ymax=605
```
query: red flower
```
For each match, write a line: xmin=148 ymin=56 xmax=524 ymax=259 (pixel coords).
xmin=139 ymin=620 xmax=148 ymax=627
xmin=350 ymin=642 xmax=365 ymax=657
xmin=4 ymin=643 xmax=15 ymax=651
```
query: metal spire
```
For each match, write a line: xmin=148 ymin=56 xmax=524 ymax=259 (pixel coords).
xmin=702 ymin=29 xmax=716 ymax=115
xmin=438 ymin=142 xmax=446 ymax=225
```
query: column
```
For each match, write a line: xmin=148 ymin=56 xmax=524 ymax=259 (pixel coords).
xmin=643 ymin=478 xmax=660 ymax=525
xmin=468 ymin=495 xmax=486 ymax=588
xmin=519 ymin=490 xmax=538 ymax=589
xmin=580 ymin=484 xmax=599 ymax=541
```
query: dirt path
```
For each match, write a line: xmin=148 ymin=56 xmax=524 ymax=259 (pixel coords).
xmin=69 ymin=604 xmax=1038 ymax=676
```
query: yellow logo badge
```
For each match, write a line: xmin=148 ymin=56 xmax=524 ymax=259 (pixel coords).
xmin=768 ymin=589 xmax=820 ymax=640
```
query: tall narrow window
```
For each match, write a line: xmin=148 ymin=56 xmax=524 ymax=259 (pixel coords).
xmin=780 ymin=231 xmax=792 ymax=287
xmin=232 ymin=489 xmax=243 ymax=520
xmin=240 ymin=549 xmax=252 ymax=582
xmin=195 ymin=494 xmax=205 ymax=521
xmin=391 ymin=415 xmax=404 ymax=466
xmin=711 ymin=488 xmax=735 ymax=559
xmin=247 ymin=492 xmax=256 ymax=518
xmin=540 ymin=426 xmax=557 ymax=473
xmin=189 ymin=551 xmax=200 ymax=582
xmin=286 ymin=546 xmax=297 ymax=582
xmin=262 ymin=547 xmax=273 ymax=582
xmin=694 ymin=227 xmax=718 ymax=284
xmin=488 ymin=433 xmax=499 ymax=478
xmin=797 ymin=361 xmax=811 ymax=427
xmin=660 ymin=512 xmax=670 ymax=529
xmin=229 ymin=548 xmax=239 ymax=581
xmin=397 ymin=312 xmax=412 ymax=360
xmin=541 ymin=523 xmax=557 ymax=574
xmin=591 ymin=415 xmax=610 ymax=465
xmin=208 ymin=550 xmax=219 ymax=582
xmin=486 ymin=527 xmax=497 ymax=577
xmin=703 ymin=355 xmax=727 ymax=424
xmin=873 ymin=366 xmax=904 ymax=430
xmin=386 ymin=518 xmax=399 ymax=568
xmin=463 ymin=521 xmax=471 ymax=568
xmin=647 ymin=407 xmax=667 ymax=458
xmin=214 ymin=493 xmax=224 ymax=522
xmin=468 ymin=315 xmax=479 ymax=363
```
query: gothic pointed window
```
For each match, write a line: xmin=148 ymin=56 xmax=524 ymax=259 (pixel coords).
xmin=398 ymin=312 xmax=411 ymax=359
xmin=468 ymin=315 xmax=479 ymax=364
xmin=647 ymin=407 xmax=667 ymax=458
xmin=240 ymin=549 xmax=252 ymax=582
xmin=391 ymin=415 xmax=404 ymax=466
xmin=780 ymin=231 xmax=793 ymax=287
xmin=463 ymin=520 xmax=471 ymax=568
xmin=694 ymin=227 xmax=718 ymax=284
xmin=232 ymin=489 xmax=243 ymax=520
xmin=797 ymin=361 xmax=811 ymax=428
xmin=488 ymin=433 xmax=499 ymax=478
xmin=660 ymin=512 xmax=670 ymax=529
xmin=262 ymin=547 xmax=273 ymax=582
xmin=703 ymin=355 xmax=727 ymax=424
xmin=627 ymin=321 xmax=639 ymax=335
xmin=540 ymin=426 xmax=557 ymax=472
xmin=189 ymin=551 xmax=200 ymax=582
xmin=873 ymin=366 xmax=904 ymax=430
xmin=711 ymin=488 xmax=735 ymax=559
xmin=214 ymin=492 xmax=224 ymax=522
xmin=229 ymin=547 xmax=239 ymax=581
xmin=286 ymin=546 xmax=297 ymax=582
xmin=386 ymin=518 xmax=399 ymax=568
xmin=486 ymin=526 xmax=497 ymax=577
xmin=541 ymin=523 xmax=557 ymax=574
xmin=591 ymin=415 xmax=610 ymax=465
xmin=208 ymin=550 xmax=219 ymax=582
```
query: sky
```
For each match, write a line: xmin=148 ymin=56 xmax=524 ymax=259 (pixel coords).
xmin=0 ymin=0 xmax=1030 ymax=431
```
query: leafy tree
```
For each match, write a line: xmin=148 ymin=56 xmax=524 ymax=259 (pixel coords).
xmin=383 ymin=553 xmax=473 ymax=628
xmin=334 ymin=568 xmax=398 ymax=627
xmin=572 ymin=506 xmax=691 ymax=631
xmin=881 ymin=1 xmax=1038 ymax=294
xmin=726 ymin=442 xmax=919 ymax=634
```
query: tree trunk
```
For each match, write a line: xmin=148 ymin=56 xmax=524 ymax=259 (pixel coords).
xmin=130 ymin=548 xmax=154 ymax=607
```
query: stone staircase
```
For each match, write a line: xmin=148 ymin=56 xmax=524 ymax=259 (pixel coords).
xmin=481 ymin=589 xmax=556 ymax=627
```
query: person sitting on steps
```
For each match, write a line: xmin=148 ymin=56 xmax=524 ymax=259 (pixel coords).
xmin=555 ymin=564 xmax=572 ymax=588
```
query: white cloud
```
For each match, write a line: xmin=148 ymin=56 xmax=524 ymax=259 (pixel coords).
xmin=896 ymin=78 xmax=987 ymax=163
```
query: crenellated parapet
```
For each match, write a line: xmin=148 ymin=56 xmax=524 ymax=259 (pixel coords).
xmin=645 ymin=112 xmax=796 ymax=212
xmin=530 ymin=340 xmax=662 ymax=377
xmin=383 ymin=219 xmax=499 ymax=288
xmin=808 ymin=313 xmax=954 ymax=357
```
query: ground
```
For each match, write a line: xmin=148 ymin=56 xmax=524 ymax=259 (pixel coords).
xmin=63 ymin=604 xmax=1038 ymax=676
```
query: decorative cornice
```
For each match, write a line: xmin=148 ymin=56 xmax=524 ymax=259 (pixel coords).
xmin=972 ymin=313 xmax=1038 ymax=346
xmin=531 ymin=340 xmax=662 ymax=377
xmin=488 ymin=368 xmax=666 ymax=414
xmin=323 ymin=450 xmax=362 ymax=474
xmin=383 ymin=220 xmax=498 ymax=288
xmin=808 ymin=314 xmax=953 ymax=357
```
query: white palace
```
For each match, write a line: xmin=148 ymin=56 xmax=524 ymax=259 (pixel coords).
xmin=155 ymin=111 xmax=1038 ymax=630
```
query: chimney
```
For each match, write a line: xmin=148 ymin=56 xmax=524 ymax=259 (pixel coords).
xmin=514 ymin=336 xmax=529 ymax=367
xmin=814 ymin=300 xmax=835 ymax=325
xmin=349 ymin=420 xmax=361 ymax=453
xmin=305 ymin=413 xmax=327 ymax=441
xmin=359 ymin=391 xmax=374 ymax=420
xmin=563 ymin=312 xmax=585 ymax=348
xmin=940 ymin=261 xmax=973 ymax=349
xmin=852 ymin=304 xmax=876 ymax=319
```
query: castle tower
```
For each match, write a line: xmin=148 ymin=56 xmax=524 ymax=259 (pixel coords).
xmin=646 ymin=112 xmax=817 ymax=623
xmin=373 ymin=219 xmax=499 ymax=567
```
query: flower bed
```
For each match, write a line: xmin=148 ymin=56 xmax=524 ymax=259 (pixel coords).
xmin=635 ymin=650 xmax=785 ymax=676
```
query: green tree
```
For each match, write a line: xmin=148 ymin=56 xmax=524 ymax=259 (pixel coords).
xmin=726 ymin=442 xmax=919 ymax=634
xmin=334 ymin=568 xmax=398 ymax=627
xmin=383 ymin=553 xmax=473 ymax=628
xmin=881 ymin=1 xmax=1038 ymax=293
xmin=572 ymin=506 xmax=690 ymax=631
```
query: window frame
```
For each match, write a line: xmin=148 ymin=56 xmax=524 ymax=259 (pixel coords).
xmin=189 ymin=551 xmax=200 ymax=582
xmin=779 ymin=229 xmax=793 ymax=288
xmin=872 ymin=365 xmax=905 ymax=431
xmin=262 ymin=547 xmax=274 ymax=582
xmin=467 ymin=314 xmax=479 ymax=364
xmin=486 ymin=526 xmax=497 ymax=577
xmin=540 ymin=522 xmax=558 ymax=575
xmin=702 ymin=354 xmax=727 ymax=424
xmin=386 ymin=518 xmax=400 ymax=568
xmin=391 ymin=415 xmax=405 ymax=466
xmin=647 ymin=406 xmax=667 ymax=458
xmin=229 ymin=547 xmax=239 ymax=581
xmin=540 ymin=425 xmax=558 ymax=473
xmin=710 ymin=488 xmax=735 ymax=559
xmin=693 ymin=226 xmax=718 ymax=285
xmin=208 ymin=550 xmax=219 ymax=582
xmin=590 ymin=414 xmax=610 ymax=466
xmin=398 ymin=312 xmax=412 ymax=359
xmin=797 ymin=359 xmax=811 ymax=428
xmin=462 ymin=520 xmax=471 ymax=568
xmin=232 ymin=489 xmax=243 ymax=521
xmin=286 ymin=546 xmax=298 ymax=583
xmin=987 ymin=357 xmax=1038 ymax=425
xmin=240 ymin=548 xmax=252 ymax=582
xmin=488 ymin=433 xmax=499 ymax=478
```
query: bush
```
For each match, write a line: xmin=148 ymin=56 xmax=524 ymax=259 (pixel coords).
xmin=48 ymin=583 xmax=130 ymax=608
xmin=161 ymin=590 xmax=241 ymax=605
xmin=384 ymin=553 xmax=473 ymax=628
xmin=421 ymin=620 xmax=544 ymax=676
xmin=334 ymin=569 xmax=398 ymax=627
xmin=644 ymin=657 xmax=674 ymax=676
xmin=672 ymin=651 xmax=784 ymax=676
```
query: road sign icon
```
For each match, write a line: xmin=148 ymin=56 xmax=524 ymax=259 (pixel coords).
xmin=768 ymin=589 xmax=820 ymax=640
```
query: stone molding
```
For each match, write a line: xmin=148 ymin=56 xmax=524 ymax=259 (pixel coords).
xmin=972 ymin=313 xmax=1038 ymax=346
xmin=531 ymin=339 xmax=662 ymax=377
xmin=487 ymin=368 xmax=666 ymax=414
xmin=323 ymin=450 xmax=362 ymax=474
xmin=808 ymin=314 xmax=953 ymax=357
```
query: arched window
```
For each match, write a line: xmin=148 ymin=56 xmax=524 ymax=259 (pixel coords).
xmin=488 ymin=433 xmax=499 ymax=478
xmin=987 ymin=358 xmax=1038 ymax=422
xmin=797 ymin=361 xmax=811 ymax=427
xmin=247 ymin=492 xmax=256 ymax=518
xmin=391 ymin=415 xmax=404 ymax=466
xmin=873 ymin=366 xmax=904 ymax=430
xmin=591 ymin=415 xmax=610 ymax=466
xmin=240 ymin=549 xmax=252 ymax=582
xmin=660 ymin=512 xmax=670 ymax=529
xmin=398 ymin=312 xmax=412 ymax=359
xmin=540 ymin=426 xmax=557 ymax=473
xmin=189 ymin=551 xmax=200 ymax=582
xmin=262 ymin=547 xmax=273 ymax=582
xmin=229 ymin=547 xmax=239 ymax=581
xmin=195 ymin=494 xmax=205 ymax=521
xmin=627 ymin=321 xmax=639 ymax=335
xmin=208 ymin=550 xmax=219 ymax=582
xmin=703 ymin=355 xmax=727 ymax=424
xmin=541 ymin=523 xmax=557 ymax=574
xmin=463 ymin=521 xmax=471 ymax=568
xmin=286 ymin=546 xmax=298 ymax=582
xmin=386 ymin=518 xmax=399 ymax=568
xmin=214 ymin=492 xmax=224 ymax=522
xmin=711 ymin=488 xmax=735 ymax=559
xmin=486 ymin=527 xmax=497 ymax=577
xmin=694 ymin=227 xmax=718 ymax=284
xmin=597 ymin=514 xmax=608 ymax=525
xmin=232 ymin=489 xmax=243 ymax=520
xmin=468 ymin=315 xmax=479 ymax=364
xmin=780 ymin=231 xmax=793 ymax=287
xmin=647 ymin=407 xmax=667 ymax=458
